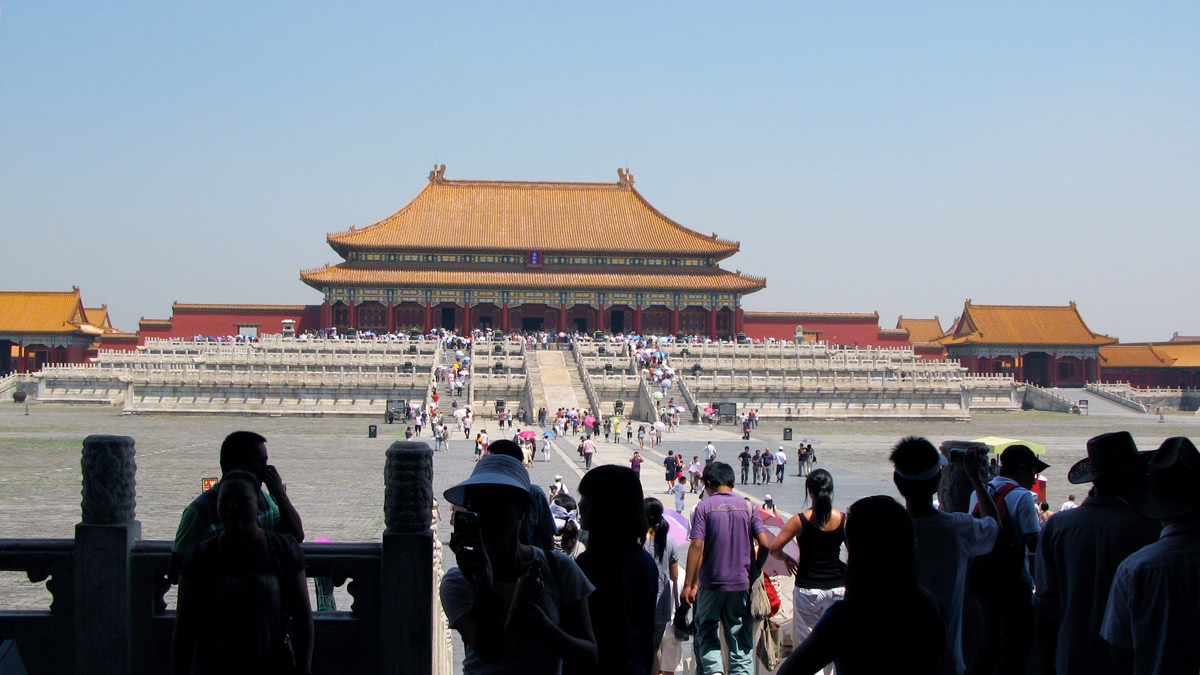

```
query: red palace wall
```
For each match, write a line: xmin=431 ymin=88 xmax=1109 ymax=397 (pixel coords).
xmin=138 ymin=306 xmax=322 ymax=344
xmin=743 ymin=314 xmax=890 ymax=347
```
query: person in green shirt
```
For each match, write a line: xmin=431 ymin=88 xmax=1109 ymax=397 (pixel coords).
xmin=168 ymin=431 xmax=305 ymax=583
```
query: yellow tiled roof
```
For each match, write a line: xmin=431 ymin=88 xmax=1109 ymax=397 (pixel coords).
xmin=939 ymin=301 xmax=1116 ymax=346
xmin=1099 ymin=345 xmax=1173 ymax=368
xmin=139 ymin=318 xmax=174 ymax=327
xmin=0 ymin=290 xmax=88 ymax=334
xmin=83 ymin=306 xmax=118 ymax=333
xmin=1152 ymin=343 xmax=1200 ymax=368
xmin=326 ymin=168 xmax=741 ymax=259
xmin=300 ymin=264 xmax=766 ymax=293
xmin=896 ymin=317 xmax=944 ymax=343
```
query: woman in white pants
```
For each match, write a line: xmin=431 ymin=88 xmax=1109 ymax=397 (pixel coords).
xmin=768 ymin=469 xmax=846 ymax=675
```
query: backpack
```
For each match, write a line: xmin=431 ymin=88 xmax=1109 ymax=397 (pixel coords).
xmin=967 ymin=483 xmax=1027 ymax=598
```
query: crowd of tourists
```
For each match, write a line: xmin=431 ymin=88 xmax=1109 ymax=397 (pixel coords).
xmin=163 ymin=426 xmax=1199 ymax=675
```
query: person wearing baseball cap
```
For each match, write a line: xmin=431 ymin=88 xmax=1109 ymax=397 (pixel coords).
xmin=1102 ymin=437 xmax=1200 ymax=675
xmin=440 ymin=455 xmax=598 ymax=672
xmin=1036 ymin=431 xmax=1158 ymax=675
xmin=966 ymin=443 xmax=1048 ymax=674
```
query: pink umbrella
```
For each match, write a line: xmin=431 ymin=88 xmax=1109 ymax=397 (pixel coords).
xmin=584 ymin=416 xmax=596 ymax=426
xmin=703 ymin=407 xmax=715 ymax=414
xmin=761 ymin=524 xmax=800 ymax=577
xmin=653 ymin=421 xmax=667 ymax=431
xmin=757 ymin=507 xmax=785 ymax=529
xmin=664 ymin=508 xmax=690 ymax=546
xmin=518 ymin=430 xmax=536 ymax=439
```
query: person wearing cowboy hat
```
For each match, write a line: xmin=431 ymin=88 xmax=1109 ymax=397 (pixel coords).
xmin=1034 ymin=431 xmax=1159 ymax=675
xmin=1101 ymin=437 xmax=1200 ymax=675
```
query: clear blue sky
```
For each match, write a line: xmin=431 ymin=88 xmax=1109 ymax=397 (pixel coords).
xmin=2 ymin=3 xmax=1197 ymax=342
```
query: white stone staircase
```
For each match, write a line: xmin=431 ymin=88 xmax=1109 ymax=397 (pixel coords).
xmin=533 ymin=350 xmax=581 ymax=412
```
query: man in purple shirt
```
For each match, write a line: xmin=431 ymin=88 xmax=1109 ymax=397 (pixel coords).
xmin=683 ymin=462 xmax=772 ymax=675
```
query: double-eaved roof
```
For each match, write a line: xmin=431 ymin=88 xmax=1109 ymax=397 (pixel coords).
xmin=325 ymin=167 xmax=741 ymax=259
xmin=304 ymin=167 xmax=765 ymax=296
xmin=939 ymin=301 xmax=1116 ymax=347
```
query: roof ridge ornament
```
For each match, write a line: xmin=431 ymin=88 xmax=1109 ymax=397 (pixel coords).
xmin=429 ymin=164 xmax=447 ymax=184
xmin=617 ymin=167 xmax=634 ymax=187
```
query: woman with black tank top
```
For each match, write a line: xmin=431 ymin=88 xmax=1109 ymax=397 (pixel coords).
xmin=768 ymin=469 xmax=846 ymax=675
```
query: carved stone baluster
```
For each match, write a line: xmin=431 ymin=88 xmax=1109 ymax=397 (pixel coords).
xmin=381 ymin=441 xmax=434 ymax=674
xmin=75 ymin=434 xmax=140 ymax=675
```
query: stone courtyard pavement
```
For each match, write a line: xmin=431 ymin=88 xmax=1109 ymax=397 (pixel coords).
xmin=2 ymin=403 xmax=1197 ymax=671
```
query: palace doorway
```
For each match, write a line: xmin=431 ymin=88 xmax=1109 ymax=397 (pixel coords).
xmin=441 ymin=307 xmax=457 ymax=330
xmin=522 ymin=317 xmax=544 ymax=332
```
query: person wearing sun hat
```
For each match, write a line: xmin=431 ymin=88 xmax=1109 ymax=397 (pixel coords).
xmin=1101 ymin=436 xmax=1200 ymax=675
xmin=1035 ymin=431 xmax=1159 ymax=675
xmin=439 ymin=455 xmax=598 ymax=673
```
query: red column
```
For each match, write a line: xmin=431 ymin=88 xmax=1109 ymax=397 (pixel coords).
xmin=501 ymin=304 xmax=511 ymax=333
xmin=320 ymin=299 xmax=331 ymax=329
xmin=1049 ymin=354 xmax=1059 ymax=387
xmin=670 ymin=307 xmax=680 ymax=335
xmin=348 ymin=301 xmax=358 ymax=330
xmin=707 ymin=307 xmax=718 ymax=339
xmin=558 ymin=305 xmax=568 ymax=333
xmin=423 ymin=303 xmax=433 ymax=333
xmin=386 ymin=301 xmax=396 ymax=334
xmin=1015 ymin=353 xmax=1024 ymax=382
xmin=462 ymin=304 xmax=471 ymax=333
xmin=634 ymin=306 xmax=643 ymax=334
xmin=735 ymin=306 xmax=744 ymax=335
xmin=596 ymin=305 xmax=605 ymax=334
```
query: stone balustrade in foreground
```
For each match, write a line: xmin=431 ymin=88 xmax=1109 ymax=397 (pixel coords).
xmin=0 ymin=436 xmax=450 ymax=675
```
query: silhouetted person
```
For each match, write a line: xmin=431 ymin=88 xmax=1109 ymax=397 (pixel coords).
xmin=440 ymin=455 xmax=598 ymax=672
xmin=967 ymin=445 xmax=1047 ymax=674
xmin=891 ymin=437 xmax=999 ymax=675
xmin=1102 ymin=437 xmax=1200 ymax=674
xmin=571 ymin=465 xmax=657 ymax=674
xmin=171 ymin=470 xmax=313 ymax=675
xmin=487 ymin=439 xmax=556 ymax=550
xmin=1036 ymin=431 xmax=1158 ymax=675
xmin=778 ymin=495 xmax=945 ymax=674
xmin=169 ymin=431 xmax=304 ymax=584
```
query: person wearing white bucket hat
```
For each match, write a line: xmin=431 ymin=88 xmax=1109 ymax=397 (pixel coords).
xmin=440 ymin=455 xmax=598 ymax=673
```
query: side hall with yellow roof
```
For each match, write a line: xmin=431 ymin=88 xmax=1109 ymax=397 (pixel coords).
xmin=0 ymin=288 xmax=132 ymax=374
xmin=300 ymin=166 xmax=766 ymax=337
xmin=937 ymin=300 xmax=1116 ymax=387
xmin=1099 ymin=336 xmax=1200 ymax=389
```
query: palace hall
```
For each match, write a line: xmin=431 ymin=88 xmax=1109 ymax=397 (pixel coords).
xmin=300 ymin=166 xmax=766 ymax=338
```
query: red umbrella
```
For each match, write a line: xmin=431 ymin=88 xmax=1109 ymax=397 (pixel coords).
xmin=518 ymin=430 xmax=536 ymax=439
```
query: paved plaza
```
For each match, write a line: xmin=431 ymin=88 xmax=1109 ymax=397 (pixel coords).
xmin=2 ymin=403 xmax=1198 ymax=670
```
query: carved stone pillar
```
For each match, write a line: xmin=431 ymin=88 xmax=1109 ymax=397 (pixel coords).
xmin=382 ymin=441 xmax=434 ymax=674
xmin=76 ymin=434 xmax=140 ymax=675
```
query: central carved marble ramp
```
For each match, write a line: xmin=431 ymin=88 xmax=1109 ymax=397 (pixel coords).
xmin=536 ymin=350 xmax=581 ymax=411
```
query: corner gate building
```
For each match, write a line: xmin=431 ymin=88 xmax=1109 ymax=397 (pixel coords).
xmin=300 ymin=166 xmax=766 ymax=338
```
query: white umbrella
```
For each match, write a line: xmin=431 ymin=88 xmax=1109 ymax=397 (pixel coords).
xmin=454 ymin=408 xmax=467 ymax=419
xmin=654 ymin=421 xmax=667 ymax=431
